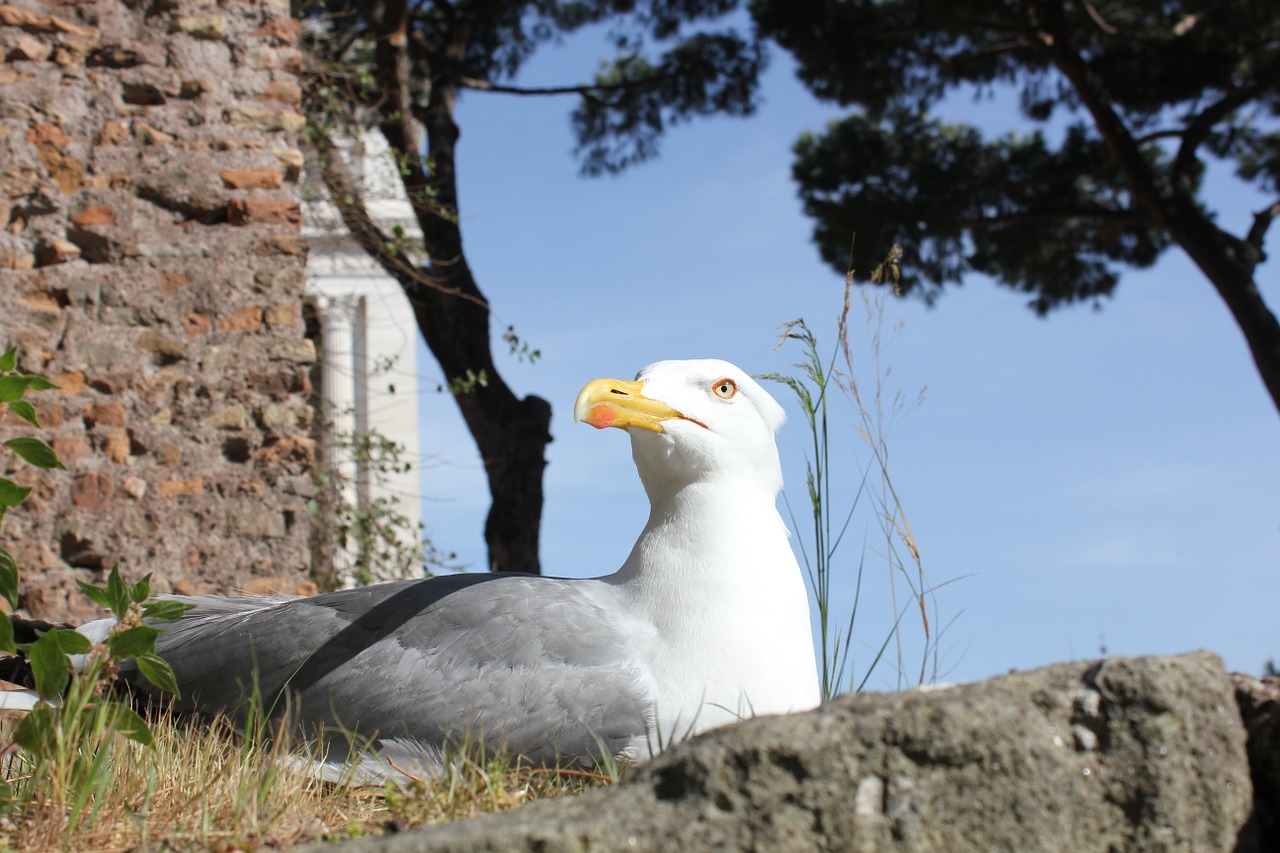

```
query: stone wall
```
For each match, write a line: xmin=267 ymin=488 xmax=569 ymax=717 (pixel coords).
xmin=0 ymin=0 xmax=315 ymax=621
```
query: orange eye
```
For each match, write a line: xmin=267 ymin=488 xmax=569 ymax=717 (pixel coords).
xmin=712 ymin=378 xmax=738 ymax=399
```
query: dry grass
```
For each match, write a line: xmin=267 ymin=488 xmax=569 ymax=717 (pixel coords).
xmin=0 ymin=708 xmax=615 ymax=852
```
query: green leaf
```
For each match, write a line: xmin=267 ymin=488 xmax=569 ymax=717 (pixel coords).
xmin=106 ymin=625 xmax=160 ymax=660
xmin=20 ymin=375 xmax=56 ymax=392
xmin=76 ymin=580 xmax=114 ymax=610
xmin=141 ymin=599 xmax=196 ymax=622
xmin=7 ymin=400 xmax=37 ymax=427
xmin=109 ymin=702 xmax=153 ymax=746
xmin=0 ymin=347 xmax=16 ymax=373
xmin=135 ymin=653 xmax=181 ymax=697
xmin=0 ymin=376 xmax=30 ymax=404
xmin=14 ymin=706 xmax=56 ymax=754
xmin=0 ymin=477 xmax=31 ymax=511
xmin=0 ymin=615 xmax=14 ymax=655
xmin=104 ymin=564 xmax=130 ymax=616
xmin=4 ymin=437 xmax=66 ymax=471
xmin=46 ymin=626 xmax=90 ymax=656
xmin=28 ymin=633 xmax=72 ymax=700
xmin=130 ymin=573 xmax=152 ymax=604
xmin=0 ymin=546 xmax=17 ymax=610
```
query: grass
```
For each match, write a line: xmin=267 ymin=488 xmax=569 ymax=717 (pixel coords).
xmin=764 ymin=249 xmax=957 ymax=698
xmin=0 ymin=702 xmax=615 ymax=851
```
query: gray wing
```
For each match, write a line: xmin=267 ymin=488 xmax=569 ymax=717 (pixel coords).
xmin=137 ymin=574 xmax=653 ymax=767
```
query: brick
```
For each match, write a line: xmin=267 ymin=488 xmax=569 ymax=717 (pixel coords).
xmin=156 ymin=477 xmax=202 ymax=498
xmin=263 ymin=302 xmax=298 ymax=326
xmin=97 ymin=120 xmax=130 ymax=146
xmin=255 ymin=433 xmax=314 ymax=464
xmin=26 ymin=124 xmax=70 ymax=148
xmin=35 ymin=145 xmax=83 ymax=193
xmin=255 ymin=233 xmax=306 ymax=256
xmin=156 ymin=443 xmax=181 ymax=467
xmin=10 ymin=35 xmax=51 ymax=62
xmin=35 ymin=237 xmax=81 ymax=266
xmin=158 ymin=271 xmax=189 ymax=294
xmin=224 ymin=108 xmax=306 ymax=133
xmin=19 ymin=290 xmax=63 ymax=313
xmin=70 ymin=205 xmax=115 ymax=226
xmin=173 ymin=14 xmax=225 ymax=40
xmin=0 ymin=250 xmax=34 ymax=270
xmin=240 ymin=575 xmax=313 ymax=595
xmin=179 ymin=311 xmax=210 ymax=336
xmin=228 ymin=198 xmax=301 ymax=226
xmin=268 ymin=338 xmax=315 ymax=363
xmin=219 ymin=168 xmax=284 ymax=189
xmin=32 ymin=401 xmax=63 ymax=427
xmin=51 ymin=435 xmax=92 ymax=462
xmin=53 ymin=37 xmax=94 ymax=68
xmin=244 ymin=45 xmax=303 ymax=72
xmin=83 ymin=401 xmax=125 ymax=427
xmin=102 ymin=428 xmax=130 ymax=463
xmin=218 ymin=306 xmax=263 ymax=331
xmin=254 ymin=17 xmax=302 ymax=44
xmin=204 ymin=404 xmax=246 ymax=430
xmin=133 ymin=122 xmax=174 ymax=146
xmin=260 ymin=81 xmax=301 ymax=106
xmin=53 ymin=371 xmax=87 ymax=395
xmin=121 ymin=476 xmax=146 ymax=500
xmin=70 ymin=471 xmax=113 ymax=510
xmin=134 ymin=331 xmax=186 ymax=364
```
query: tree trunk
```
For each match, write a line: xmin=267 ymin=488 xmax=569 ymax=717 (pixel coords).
xmin=366 ymin=3 xmax=550 ymax=573
xmin=1164 ymin=202 xmax=1280 ymax=415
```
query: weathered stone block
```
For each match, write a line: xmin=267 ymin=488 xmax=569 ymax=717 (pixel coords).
xmin=224 ymin=107 xmax=306 ymax=133
xmin=228 ymin=198 xmax=302 ymax=226
xmin=204 ymin=404 xmax=246 ymax=431
xmin=220 ymin=168 xmax=284 ymax=189
xmin=172 ymin=15 xmax=225 ymax=40
xmin=156 ymin=477 xmax=203 ymax=498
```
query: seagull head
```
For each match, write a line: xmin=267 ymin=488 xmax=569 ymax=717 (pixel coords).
xmin=574 ymin=359 xmax=787 ymax=497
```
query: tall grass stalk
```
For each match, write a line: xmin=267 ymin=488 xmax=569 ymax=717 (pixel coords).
xmin=766 ymin=250 xmax=949 ymax=699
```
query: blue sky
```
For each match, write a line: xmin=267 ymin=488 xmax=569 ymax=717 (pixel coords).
xmin=408 ymin=28 xmax=1279 ymax=688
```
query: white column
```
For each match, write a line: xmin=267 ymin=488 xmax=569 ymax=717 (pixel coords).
xmin=317 ymin=294 xmax=361 ymax=584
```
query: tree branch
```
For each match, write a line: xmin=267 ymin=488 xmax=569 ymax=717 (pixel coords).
xmin=960 ymin=207 xmax=1153 ymax=229
xmin=1172 ymin=53 xmax=1280 ymax=193
xmin=1247 ymin=199 xmax=1280 ymax=254
xmin=458 ymin=72 xmax=680 ymax=97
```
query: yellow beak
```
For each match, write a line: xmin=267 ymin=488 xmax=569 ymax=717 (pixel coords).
xmin=573 ymin=378 xmax=684 ymax=433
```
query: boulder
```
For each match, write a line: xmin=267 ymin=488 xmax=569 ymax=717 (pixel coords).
xmin=312 ymin=652 xmax=1257 ymax=853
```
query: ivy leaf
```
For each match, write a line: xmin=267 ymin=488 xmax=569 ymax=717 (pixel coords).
xmin=109 ymin=703 xmax=153 ymax=746
xmin=4 ymin=437 xmax=66 ymax=471
xmin=135 ymin=653 xmax=181 ymax=697
xmin=141 ymin=600 xmax=196 ymax=622
xmin=0 ymin=347 xmax=15 ymax=373
xmin=7 ymin=400 xmax=38 ymax=427
xmin=0 ymin=546 xmax=17 ymax=610
xmin=106 ymin=625 xmax=160 ymax=660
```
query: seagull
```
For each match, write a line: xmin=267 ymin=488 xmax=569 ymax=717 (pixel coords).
xmin=19 ymin=359 xmax=821 ymax=779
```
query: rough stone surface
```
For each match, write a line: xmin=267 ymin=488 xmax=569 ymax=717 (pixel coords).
xmin=310 ymin=653 xmax=1255 ymax=853
xmin=0 ymin=0 xmax=313 ymax=621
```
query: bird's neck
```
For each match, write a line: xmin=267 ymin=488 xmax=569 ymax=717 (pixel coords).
xmin=614 ymin=479 xmax=785 ymax=583
xmin=608 ymin=477 xmax=821 ymax=732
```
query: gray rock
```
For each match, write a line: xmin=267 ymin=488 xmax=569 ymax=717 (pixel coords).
xmin=311 ymin=652 xmax=1253 ymax=853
